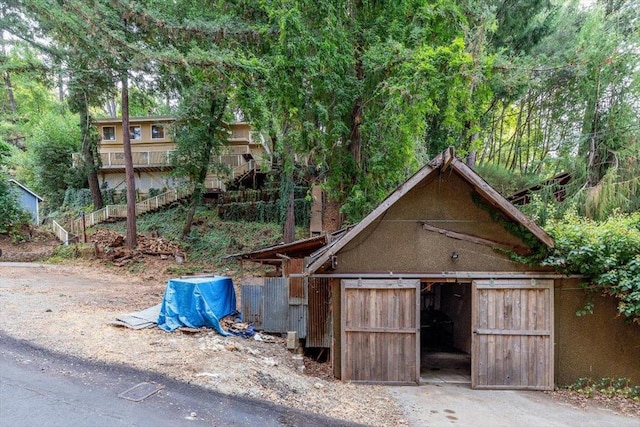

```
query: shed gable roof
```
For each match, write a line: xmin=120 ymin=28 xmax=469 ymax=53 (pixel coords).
xmin=9 ymin=179 xmax=44 ymax=201
xmin=307 ymin=147 xmax=554 ymax=274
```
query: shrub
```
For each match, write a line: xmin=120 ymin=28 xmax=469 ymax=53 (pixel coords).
xmin=543 ymin=210 xmax=640 ymax=323
xmin=0 ymin=178 xmax=32 ymax=240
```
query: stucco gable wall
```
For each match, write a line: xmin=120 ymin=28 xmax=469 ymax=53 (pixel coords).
xmin=333 ymin=170 xmax=549 ymax=273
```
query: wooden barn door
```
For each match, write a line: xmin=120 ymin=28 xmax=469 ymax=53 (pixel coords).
xmin=472 ymin=279 xmax=554 ymax=390
xmin=341 ymin=279 xmax=420 ymax=384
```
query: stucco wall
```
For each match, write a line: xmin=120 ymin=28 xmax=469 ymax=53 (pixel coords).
xmin=334 ymin=171 xmax=551 ymax=273
xmin=554 ymin=278 xmax=640 ymax=386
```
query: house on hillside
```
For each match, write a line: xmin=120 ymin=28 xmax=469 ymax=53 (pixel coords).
xmin=231 ymin=147 xmax=640 ymax=389
xmin=72 ymin=117 xmax=271 ymax=199
xmin=9 ymin=179 xmax=43 ymax=224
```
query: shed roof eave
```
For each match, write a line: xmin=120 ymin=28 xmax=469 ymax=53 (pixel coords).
xmin=450 ymin=161 xmax=555 ymax=249
xmin=8 ymin=179 xmax=44 ymax=201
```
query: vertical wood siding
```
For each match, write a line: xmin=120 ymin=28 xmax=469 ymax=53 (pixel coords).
xmin=472 ymin=279 xmax=554 ymax=390
xmin=341 ymin=279 xmax=420 ymax=384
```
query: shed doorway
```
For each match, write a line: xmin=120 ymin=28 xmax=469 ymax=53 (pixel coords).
xmin=420 ymin=282 xmax=472 ymax=385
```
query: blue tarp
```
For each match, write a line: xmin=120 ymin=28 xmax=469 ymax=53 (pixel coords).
xmin=157 ymin=276 xmax=237 ymax=335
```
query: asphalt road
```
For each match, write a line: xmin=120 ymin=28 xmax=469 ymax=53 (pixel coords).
xmin=0 ymin=333 xmax=360 ymax=427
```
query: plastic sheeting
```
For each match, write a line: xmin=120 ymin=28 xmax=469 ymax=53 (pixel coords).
xmin=157 ymin=276 xmax=237 ymax=335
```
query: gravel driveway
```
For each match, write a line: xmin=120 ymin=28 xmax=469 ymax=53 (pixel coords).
xmin=1 ymin=261 xmax=637 ymax=427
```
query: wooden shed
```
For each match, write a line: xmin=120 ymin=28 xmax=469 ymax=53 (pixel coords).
xmin=234 ymin=147 xmax=640 ymax=389
xmin=303 ymin=147 xmax=639 ymax=389
xmin=9 ymin=179 xmax=44 ymax=224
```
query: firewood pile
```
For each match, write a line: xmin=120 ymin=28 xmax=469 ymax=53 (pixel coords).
xmin=91 ymin=229 xmax=185 ymax=267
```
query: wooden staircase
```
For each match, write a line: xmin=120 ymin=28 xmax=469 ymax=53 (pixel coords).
xmin=51 ymin=187 xmax=192 ymax=244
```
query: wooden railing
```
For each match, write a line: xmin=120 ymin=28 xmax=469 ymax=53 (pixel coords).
xmin=99 ymin=150 xmax=174 ymax=168
xmin=51 ymin=220 xmax=70 ymax=245
xmin=57 ymin=187 xmax=192 ymax=240
xmin=72 ymin=150 xmax=174 ymax=168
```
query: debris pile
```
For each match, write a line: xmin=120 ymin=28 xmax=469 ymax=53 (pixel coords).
xmin=91 ymin=229 xmax=185 ymax=266
xmin=220 ymin=317 xmax=257 ymax=338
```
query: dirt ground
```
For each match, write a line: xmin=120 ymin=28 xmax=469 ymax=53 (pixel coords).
xmin=1 ymin=231 xmax=638 ymax=426
xmin=0 ymin=233 xmax=407 ymax=426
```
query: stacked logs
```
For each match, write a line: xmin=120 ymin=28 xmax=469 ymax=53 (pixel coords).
xmin=91 ymin=229 xmax=185 ymax=266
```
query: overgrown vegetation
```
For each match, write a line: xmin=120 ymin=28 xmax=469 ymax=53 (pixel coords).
xmin=568 ymin=377 xmax=640 ymax=402
xmin=0 ymin=177 xmax=32 ymax=241
xmin=101 ymin=205 xmax=285 ymax=266
xmin=1 ymin=1 xmax=638 ymax=230
xmin=0 ymin=141 xmax=32 ymax=241
xmin=543 ymin=211 xmax=640 ymax=324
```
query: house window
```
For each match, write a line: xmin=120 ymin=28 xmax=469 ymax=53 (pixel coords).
xmin=151 ymin=125 xmax=165 ymax=139
xmin=102 ymin=126 xmax=116 ymax=141
xmin=130 ymin=126 xmax=141 ymax=140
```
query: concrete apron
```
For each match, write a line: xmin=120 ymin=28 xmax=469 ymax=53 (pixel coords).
xmin=388 ymin=383 xmax=638 ymax=427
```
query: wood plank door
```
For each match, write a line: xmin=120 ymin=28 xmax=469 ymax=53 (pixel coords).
xmin=472 ymin=279 xmax=554 ymax=390
xmin=341 ymin=279 xmax=420 ymax=384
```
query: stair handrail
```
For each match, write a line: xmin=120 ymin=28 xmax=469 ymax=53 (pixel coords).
xmin=53 ymin=187 xmax=193 ymax=243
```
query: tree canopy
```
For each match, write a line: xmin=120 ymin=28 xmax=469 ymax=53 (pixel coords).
xmin=1 ymin=0 xmax=638 ymax=229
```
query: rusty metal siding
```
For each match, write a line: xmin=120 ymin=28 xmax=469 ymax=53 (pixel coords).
xmin=285 ymin=258 xmax=305 ymax=299
xmin=307 ymin=277 xmax=331 ymax=347
xmin=241 ymin=283 xmax=263 ymax=329
xmin=263 ymin=277 xmax=288 ymax=333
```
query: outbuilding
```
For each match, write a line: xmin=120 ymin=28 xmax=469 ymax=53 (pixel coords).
xmin=235 ymin=147 xmax=640 ymax=389
xmin=9 ymin=179 xmax=44 ymax=224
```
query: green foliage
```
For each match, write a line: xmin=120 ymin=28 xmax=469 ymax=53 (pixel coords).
xmin=543 ymin=211 xmax=640 ymax=323
xmin=568 ymin=377 xmax=640 ymax=402
xmin=0 ymin=176 xmax=32 ymax=240
xmin=49 ymin=244 xmax=80 ymax=262
xmin=4 ymin=0 xmax=639 ymax=230
xmin=219 ymin=199 xmax=311 ymax=227
xmin=475 ymin=162 xmax=536 ymax=196
xmin=62 ymin=188 xmax=93 ymax=209
xmin=147 ymin=188 xmax=166 ymax=199
xmin=23 ymin=112 xmax=80 ymax=209
xmin=102 ymin=205 xmax=283 ymax=265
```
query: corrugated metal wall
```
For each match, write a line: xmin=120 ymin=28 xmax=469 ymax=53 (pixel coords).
xmin=240 ymin=275 xmax=317 ymax=343
xmin=263 ymin=277 xmax=289 ymax=333
xmin=241 ymin=284 xmax=263 ymax=329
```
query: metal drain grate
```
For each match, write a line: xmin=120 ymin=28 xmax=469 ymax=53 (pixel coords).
xmin=118 ymin=382 xmax=164 ymax=402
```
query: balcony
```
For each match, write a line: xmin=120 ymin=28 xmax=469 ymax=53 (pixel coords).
xmin=72 ymin=148 xmax=270 ymax=191
xmin=72 ymin=150 xmax=174 ymax=170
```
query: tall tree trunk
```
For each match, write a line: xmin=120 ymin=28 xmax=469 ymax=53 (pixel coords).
xmin=466 ymin=141 xmax=477 ymax=169
xmin=106 ymin=98 xmax=117 ymax=117
xmin=349 ymin=50 xmax=364 ymax=173
xmin=3 ymin=72 xmax=16 ymax=115
xmin=121 ymin=72 xmax=137 ymax=249
xmin=57 ymin=69 xmax=64 ymax=103
xmin=79 ymin=95 xmax=104 ymax=209
xmin=283 ymin=183 xmax=295 ymax=243
xmin=0 ymin=30 xmax=17 ymax=115
xmin=182 ymin=96 xmax=227 ymax=238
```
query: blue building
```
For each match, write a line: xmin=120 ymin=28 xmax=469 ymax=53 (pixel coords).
xmin=9 ymin=179 xmax=44 ymax=224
